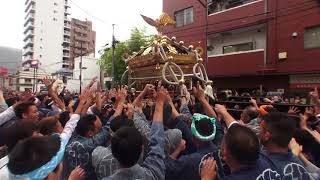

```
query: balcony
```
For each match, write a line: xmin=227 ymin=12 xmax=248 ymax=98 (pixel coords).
xmin=75 ymin=27 xmax=88 ymax=34
xmin=23 ymin=55 xmax=33 ymax=61
xmin=24 ymin=20 xmax=34 ymax=29
xmin=63 ymin=53 xmax=70 ymax=58
xmin=65 ymin=0 xmax=70 ymax=8
xmin=24 ymin=11 xmax=35 ymax=20
xmin=25 ymin=1 xmax=35 ymax=13
xmin=208 ymin=0 xmax=261 ymax=15
xmin=74 ymin=36 xmax=88 ymax=42
xmin=64 ymin=8 xmax=70 ymax=15
xmin=64 ymin=16 xmax=70 ymax=21
xmin=63 ymin=38 xmax=70 ymax=43
xmin=25 ymin=0 xmax=34 ymax=5
xmin=207 ymin=49 xmax=265 ymax=77
xmin=23 ymin=47 xmax=34 ymax=56
xmin=23 ymin=38 xmax=34 ymax=48
xmin=64 ymin=30 xmax=71 ymax=37
xmin=23 ymin=30 xmax=34 ymax=41
xmin=24 ymin=14 xmax=34 ymax=26
xmin=207 ymin=0 xmax=266 ymax=32
xmin=63 ymin=46 xmax=70 ymax=51
xmin=64 ymin=22 xmax=71 ymax=29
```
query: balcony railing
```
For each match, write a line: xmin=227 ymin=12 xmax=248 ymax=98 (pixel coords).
xmin=24 ymin=21 xmax=34 ymax=28
xmin=23 ymin=47 xmax=34 ymax=56
xmin=24 ymin=14 xmax=34 ymax=26
xmin=64 ymin=31 xmax=71 ymax=36
xmin=23 ymin=38 xmax=34 ymax=48
xmin=74 ymin=36 xmax=88 ymax=42
xmin=63 ymin=38 xmax=70 ymax=43
xmin=207 ymin=49 xmax=265 ymax=76
xmin=208 ymin=0 xmax=259 ymax=15
xmin=25 ymin=1 xmax=35 ymax=12
xmin=63 ymin=46 xmax=70 ymax=51
xmin=23 ymin=30 xmax=34 ymax=41
xmin=64 ymin=22 xmax=71 ymax=28
xmin=75 ymin=28 xmax=88 ymax=34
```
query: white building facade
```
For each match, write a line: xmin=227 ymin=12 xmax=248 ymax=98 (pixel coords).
xmin=66 ymin=54 xmax=101 ymax=92
xmin=23 ymin=0 xmax=71 ymax=77
xmin=16 ymin=68 xmax=49 ymax=92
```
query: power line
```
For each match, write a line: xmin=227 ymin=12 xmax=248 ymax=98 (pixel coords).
xmin=163 ymin=0 xmax=319 ymax=36
xmin=162 ymin=5 xmax=320 ymax=40
xmin=69 ymin=0 xmax=110 ymax=25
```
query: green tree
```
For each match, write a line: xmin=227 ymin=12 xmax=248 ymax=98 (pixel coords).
xmin=99 ymin=27 xmax=153 ymax=85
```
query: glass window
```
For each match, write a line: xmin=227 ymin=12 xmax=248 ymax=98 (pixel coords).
xmin=223 ymin=42 xmax=254 ymax=54
xmin=25 ymin=78 xmax=32 ymax=83
xmin=175 ymin=7 xmax=193 ymax=27
xmin=304 ymin=25 xmax=320 ymax=49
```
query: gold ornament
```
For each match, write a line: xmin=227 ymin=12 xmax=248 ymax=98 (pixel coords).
xmin=141 ymin=13 xmax=176 ymax=34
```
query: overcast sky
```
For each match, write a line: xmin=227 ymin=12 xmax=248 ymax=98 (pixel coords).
xmin=0 ymin=0 xmax=162 ymax=54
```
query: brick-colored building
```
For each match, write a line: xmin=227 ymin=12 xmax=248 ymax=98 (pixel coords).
xmin=163 ymin=0 xmax=320 ymax=93
xmin=69 ymin=18 xmax=96 ymax=69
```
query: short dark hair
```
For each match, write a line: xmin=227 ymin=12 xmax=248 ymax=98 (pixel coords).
xmin=224 ymin=124 xmax=260 ymax=164
xmin=111 ymin=127 xmax=143 ymax=167
xmin=246 ymin=107 xmax=259 ymax=120
xmin=8 ymin=135 xmax=60 ymax=174
xmin=37 ymin=116 xmax=59 ymax=135
xmin=14 ymin=102 xmax=36 ymax=119
xmin=110 ymin=116 xmax=134 ymax=133
xmin=3 ymin=121 xmax=38 ymax=152
xmin=76 ymin=114 xmax=97 ymax=137
xmin=58 ymin=111 xmax=70 ymax=127
xmin=195 ymin=118 xmax=213 ymax=137
xmin=37 ymin=94 xmax=48 ymax=102
xmin=262 ymin=112 xmax=296 ymax=148
xmin=5 ymin=97 xmax=19 ymax=107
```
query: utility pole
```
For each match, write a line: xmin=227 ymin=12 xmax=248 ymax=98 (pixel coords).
xmin=33 ymin=67 xmax=36 ymax=93
xmin=79 ymin=42 xmax=83 ymax=93
xmin=111 ymin=24 xmax=116 ymax=88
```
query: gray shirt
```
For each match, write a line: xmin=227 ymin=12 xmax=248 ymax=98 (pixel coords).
xmin=103 ymin=122 xmax=165 ymax=180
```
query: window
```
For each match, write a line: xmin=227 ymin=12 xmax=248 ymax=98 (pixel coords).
xmin=39 ymin=55 xmax=42 ymax=58
xmin=175 ymin=7 xmax=193 ymax=27
xmin=223 ymin=42 xmax=254 ymax=54
xmin=304 ymin=26 xmax=320 ymax=49
xmin=53 ymin=18 xmax=57 ymax=21
xmin=25 ymin=78 xmax=32 ymax=83
xmin=54 ymin=10 xmax=58 ymax=13
xmin=54 ymin=2 xmax=58 ymax=6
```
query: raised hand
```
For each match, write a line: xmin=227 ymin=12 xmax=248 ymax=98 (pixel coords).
xmin=310 ymin=87 xmax=319 ymax=101
xmin=68 ymin=166 xmax=85 ymax=180
xmin=78 ymin=88 xmax=92 ymax=104
xmin=289 ymin=138 xmax=302 ymax=157
xmin=304 ymin=107 xmax=314 ymax=116
xmin=200 ymin=157 xmax=217 ymax=180
xmin=193 ymin=82 xmax=205 ymax=100
xmin=215 ymin=104 xmax=228 ymax=115
xmin=88 ymin=76 xmax=98 ymax=87
xmin=55 ymin=97 xmax=66 ymax=111
xmin=116 ymin=87 xmax=128 ymax=104
xmin=156 ymin=86 xmax=168 ymax=104
xmin=142 ymin=84 xmax=156 ymax=96
xmin=43 ymin=76 xmax=54 ymax=87
xmin=288 ymin=106 xmax=300 ymax=114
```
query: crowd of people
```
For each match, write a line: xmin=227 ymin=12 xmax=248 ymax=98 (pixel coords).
xmin=0 ymin=76 xmax=319 ymax=180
